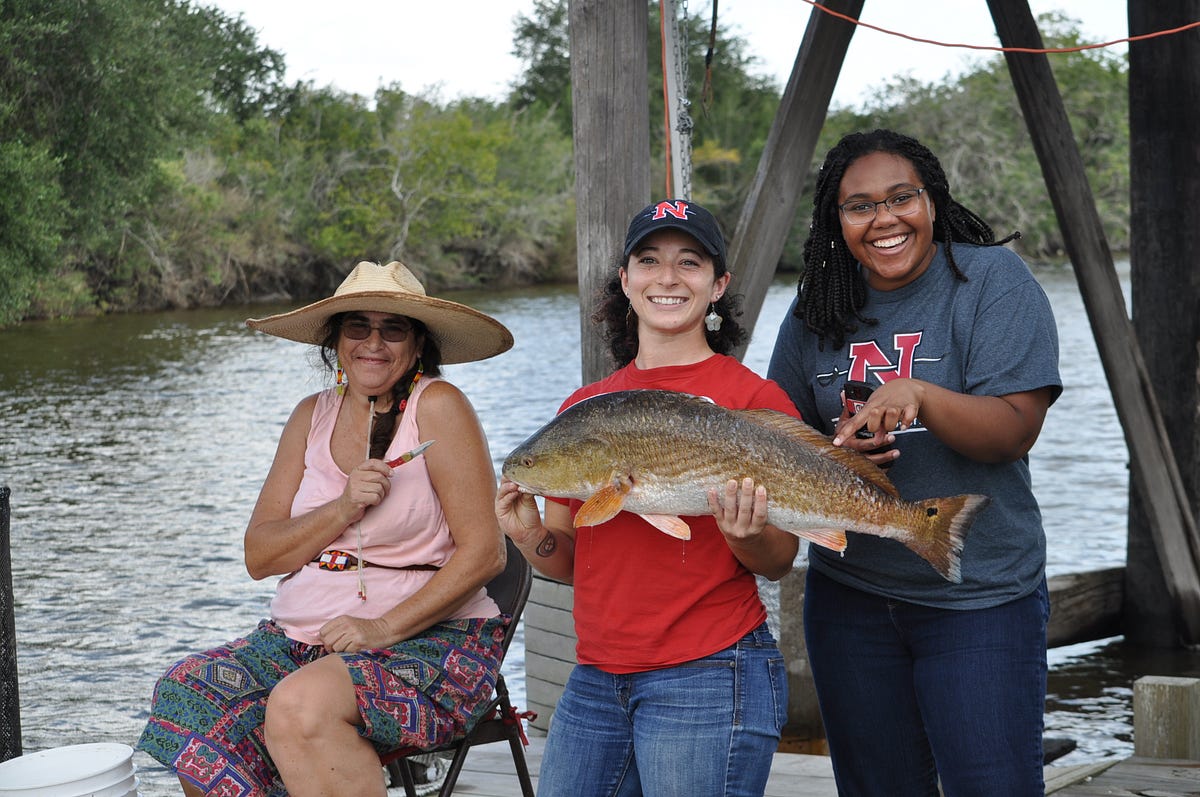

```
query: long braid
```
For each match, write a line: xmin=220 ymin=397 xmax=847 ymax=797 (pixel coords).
xmin=797 ymin=154 xmax=874 ymax=349
xmin=796 ymin=129 xmax=1020 ymax=349
xmin=367 ymin=366 xmax=416 ymax=460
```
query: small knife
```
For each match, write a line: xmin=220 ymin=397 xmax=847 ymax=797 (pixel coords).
xmin=386 ymin=440 xmax=435 ymax=468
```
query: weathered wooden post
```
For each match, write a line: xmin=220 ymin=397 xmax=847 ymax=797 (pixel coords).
xmin=1133 ymin=676 xmax=1200 ymax=759
xmin=1 ymin=485 xmax=21 ymax=761
xmin=1125 ymin=0 xmax=1200 ymax=647
xmin=732 ymin=0 xmax=862 ymax=740
xmin=778 ymin=566 xmax=824 ymax=746
xmin=986 ymin=0 xmax=1200 ymax=643
xmin=523 ymin=0 xmax=651 ymax=734
xmin=568 ymin=0 xmax=651 ymax=383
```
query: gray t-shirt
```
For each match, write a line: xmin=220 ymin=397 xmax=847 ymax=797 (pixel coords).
xmin=768 ymin=243 xmax=1062 ymax=609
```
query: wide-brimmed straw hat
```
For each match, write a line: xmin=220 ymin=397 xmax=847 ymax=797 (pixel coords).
xmin=246 ymin=260 xmax=513 ymax=364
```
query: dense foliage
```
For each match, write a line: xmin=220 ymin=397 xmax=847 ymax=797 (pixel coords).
xmin=0 ymin=1 xmax=1129 ymax=324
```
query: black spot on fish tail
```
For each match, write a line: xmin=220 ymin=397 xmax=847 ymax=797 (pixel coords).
xmin=906 ymin=494 xmax=990 ymax=583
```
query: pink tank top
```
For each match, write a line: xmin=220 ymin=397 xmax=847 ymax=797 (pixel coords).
xmin=270 ymin=377 xmax=497 ymax=644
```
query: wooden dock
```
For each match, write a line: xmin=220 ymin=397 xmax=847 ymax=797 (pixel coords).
xmin=402 ymin=735 xmax=1200 ymax=796
xmin=428 ymin=734 xmax=839 ymax=796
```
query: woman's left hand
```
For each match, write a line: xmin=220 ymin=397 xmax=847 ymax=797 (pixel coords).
xmin=318 ymin=615 xmax=394 ymax=653
xmin=708 ymin=478 xmax=768 ymax=542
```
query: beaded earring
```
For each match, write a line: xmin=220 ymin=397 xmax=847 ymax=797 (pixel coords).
xmin=397 ymin=360 xmax=424 ymax=416
xmin=336 ymin=359 xmax=346 ymax=395
xmin=704 ymin=304 xmax=723 ymax=332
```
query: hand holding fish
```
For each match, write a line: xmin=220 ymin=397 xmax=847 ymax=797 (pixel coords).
xmin=708 ymin=478 xmax=798 ymax=580
xmin=707 ymin=478 xmax=769 ymax=542
xmin=496 ymin=478 xmax=547 ymax=547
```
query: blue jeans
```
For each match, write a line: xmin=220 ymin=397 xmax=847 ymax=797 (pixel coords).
xmin=537 ymin=622 xmax=787 ymax=797
xmin=804 ymin=568 xmax=1049 ymax=797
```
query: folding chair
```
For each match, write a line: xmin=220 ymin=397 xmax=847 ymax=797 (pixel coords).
xmin=380 ymin=537 xmax=535 ymax=796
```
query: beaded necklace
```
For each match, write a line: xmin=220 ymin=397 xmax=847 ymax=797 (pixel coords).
xmin=356 ymin=361 xmax=424 ymax=601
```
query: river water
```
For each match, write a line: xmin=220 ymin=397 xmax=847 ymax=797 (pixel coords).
xmin=3 ymin=262 xmax=1198 ymax=795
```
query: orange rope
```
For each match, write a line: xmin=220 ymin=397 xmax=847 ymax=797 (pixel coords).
xmin=799 ymin=0 xmax=1200 ymax=54
xmin=660 ymin=0 xmax=673 ymax=198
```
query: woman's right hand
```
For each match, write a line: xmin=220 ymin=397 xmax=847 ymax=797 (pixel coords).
xmin=495 ymin=478 xmax=545 ymax=546
xmin=338 ymin=459 xmax=393 ymax=524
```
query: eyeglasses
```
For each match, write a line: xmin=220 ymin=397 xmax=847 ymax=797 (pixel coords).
xmin=839 ymin=188 xmax=927 ymax=225
xmin=340 ymin=318 xmax=413 ymax=342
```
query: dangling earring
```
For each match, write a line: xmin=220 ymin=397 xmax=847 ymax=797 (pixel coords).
xmin=397 ymin=359 xmax=424 ymax=415
xmin=336 ymin=359 xmax=346 ymax=395
xmin=704 ymin=304 xmax=722 ymax=332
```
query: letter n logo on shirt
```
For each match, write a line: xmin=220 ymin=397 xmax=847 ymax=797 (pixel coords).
xmin=847 ymin=332 xmax=923 ymax=383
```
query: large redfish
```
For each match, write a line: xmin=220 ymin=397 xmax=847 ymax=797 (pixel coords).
xmin=502 ymin=389 xmax=989 ymax=582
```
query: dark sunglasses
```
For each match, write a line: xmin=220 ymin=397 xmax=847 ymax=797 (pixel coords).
xmin=340 ymin=317 xmax=413 ymax=343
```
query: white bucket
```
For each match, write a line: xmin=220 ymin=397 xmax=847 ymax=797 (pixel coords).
xmin=82 ymin=772 xmax=137 ymax=797
xmin=0 ymin=744 xmax=137 ymax=797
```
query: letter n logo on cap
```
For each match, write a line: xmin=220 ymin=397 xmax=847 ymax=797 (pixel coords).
xmin=652 ymin=200 xmax=691 ymax=220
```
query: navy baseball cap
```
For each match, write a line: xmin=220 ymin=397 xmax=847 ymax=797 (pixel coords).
xmin=623 ymin=199 xmax=727 ymax=264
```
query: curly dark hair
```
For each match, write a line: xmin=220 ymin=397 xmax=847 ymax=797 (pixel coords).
xmin=318 ymin=312 xmax=443 ymax=459
xmin=796 ymin=129 xmax=1019 ymax=349
xmin=591 ymin=250 xmax=748 ymax=370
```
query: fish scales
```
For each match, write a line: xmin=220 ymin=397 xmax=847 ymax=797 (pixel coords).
xmin=612 ymin=400 xmax=921 ymax=536
xmin=503 ymin=390 xmax=989 ymax=582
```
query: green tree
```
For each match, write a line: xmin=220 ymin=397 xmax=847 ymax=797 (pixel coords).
xmin=0 ymin=139 xmax=67 ymax=322
xmin=0 ymin=0 xmax=287 ymax=319
xmin=511 ymin=0 xmax=573 ymax=135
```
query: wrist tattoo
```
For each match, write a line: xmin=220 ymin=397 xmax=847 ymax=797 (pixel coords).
xmin=535 ymin=530 xmax=557 ymax=558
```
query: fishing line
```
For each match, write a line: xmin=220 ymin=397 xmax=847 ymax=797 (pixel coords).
xmin=357 ymin=395 xmax=378 ymax=601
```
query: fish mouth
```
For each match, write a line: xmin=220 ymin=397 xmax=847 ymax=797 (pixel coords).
xmin=505 ymin=477 xmax=541 ymax=496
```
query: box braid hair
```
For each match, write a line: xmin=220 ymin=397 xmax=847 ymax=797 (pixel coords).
xmin=797 ymin=129 xmax=1020 ymax=350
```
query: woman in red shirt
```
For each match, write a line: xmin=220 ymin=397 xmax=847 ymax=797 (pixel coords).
xmin=497 ymin=199 xmax=801 ymax=796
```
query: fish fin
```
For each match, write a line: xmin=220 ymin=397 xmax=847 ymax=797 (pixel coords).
xmin=573 ymin=480 xmax=630 ymax=527
xmin=639 ymin=514 xmax=692 ymax=540
xmin=905 ymin=494 xmax=991 ymax=583
xmin=826 ymin=450 xmax=901 ymax=498
xmin=792 ymin=528 xmax=848 ymax=552
xmin=740 ymin=409 xmax=901 ymax=498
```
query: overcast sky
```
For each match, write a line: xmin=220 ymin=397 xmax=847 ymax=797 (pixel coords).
xmin=207 ymin=1 xmax=1132 ymax=109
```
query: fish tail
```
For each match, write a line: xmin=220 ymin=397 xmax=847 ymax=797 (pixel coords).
xmin=909 ymin=494 xmax=991 ymax=583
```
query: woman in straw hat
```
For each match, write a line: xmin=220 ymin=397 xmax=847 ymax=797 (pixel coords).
xmin=137 ymin=261 xmax=514 ymax=797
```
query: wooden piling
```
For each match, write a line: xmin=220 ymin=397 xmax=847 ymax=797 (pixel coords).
xmin=523 ymin=576 xmax=575 ymax=733
xmin=1133 ymin=675 xmax=1200 ymax=759
xmin=1 ymin=485 xmax=21 ymax=762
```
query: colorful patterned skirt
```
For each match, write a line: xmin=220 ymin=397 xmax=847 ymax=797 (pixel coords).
xmin=136 ymin=616 xmax=507 ymax=797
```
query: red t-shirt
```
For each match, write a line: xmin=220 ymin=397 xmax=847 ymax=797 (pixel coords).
xmin=553 ymin=354 xmax=801 ymax=673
